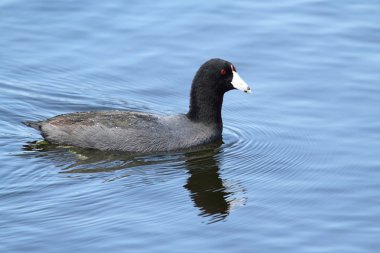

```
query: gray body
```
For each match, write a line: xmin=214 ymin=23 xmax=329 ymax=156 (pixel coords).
xmin=27 ymin=111 xmax=221 ymax=153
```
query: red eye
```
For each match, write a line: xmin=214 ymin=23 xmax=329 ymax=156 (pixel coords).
xmin=220 ymin=69 xmax=227 ymax=75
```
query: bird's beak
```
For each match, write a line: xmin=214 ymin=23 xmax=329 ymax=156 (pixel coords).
xmin=231 ymin=71 xmax=251 ymax=93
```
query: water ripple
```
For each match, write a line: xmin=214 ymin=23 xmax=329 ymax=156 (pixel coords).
xmin=223 ymin=119 xmax=315 ymax=196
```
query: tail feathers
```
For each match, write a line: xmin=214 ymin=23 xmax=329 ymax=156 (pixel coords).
xmin=23 ymin=120 xmax=42 ymax=130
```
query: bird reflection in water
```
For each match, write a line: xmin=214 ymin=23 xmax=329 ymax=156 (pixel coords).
xmin=183 ymin=147 xmax=245 ymax=223
xmin=22 ymin=141 xmax=246 ymax=222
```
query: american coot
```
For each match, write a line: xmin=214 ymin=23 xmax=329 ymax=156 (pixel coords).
xmin=24 ymin=58 xmax=251 ymax=153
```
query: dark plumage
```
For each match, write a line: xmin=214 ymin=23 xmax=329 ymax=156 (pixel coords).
xmin=24 ymin=58 xmax=251 ymax=153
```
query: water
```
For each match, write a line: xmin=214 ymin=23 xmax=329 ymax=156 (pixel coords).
xmin=1 ymin=0 xmax=379 ymax=252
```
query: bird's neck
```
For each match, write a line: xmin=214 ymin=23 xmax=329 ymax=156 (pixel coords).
xmin=187 ymin=88 xmax=224 ymax=128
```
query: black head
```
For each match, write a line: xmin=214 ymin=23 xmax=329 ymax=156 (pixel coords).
xmin=187 ymin=58 xmax=251 ymax=126
xmin=191 ymin=58 xmax=251 ymax=95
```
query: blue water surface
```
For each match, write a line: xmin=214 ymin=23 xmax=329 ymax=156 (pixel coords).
xmin=1 ymin=0 xmax=379 ymax=252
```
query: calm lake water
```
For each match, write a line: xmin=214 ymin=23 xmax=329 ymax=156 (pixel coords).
xmin=1 ymin=0 xmax=379 ymax=252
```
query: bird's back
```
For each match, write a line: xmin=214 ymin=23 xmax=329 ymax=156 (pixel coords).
xmin=25 ymin=111 xmax=220 ymax=153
